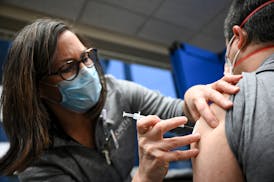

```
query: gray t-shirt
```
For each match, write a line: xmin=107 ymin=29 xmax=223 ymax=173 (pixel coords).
xmin=226 ymin=54 xmax=274 ymax=182
xmin=19 ymin=75 xmax=184 ymax=182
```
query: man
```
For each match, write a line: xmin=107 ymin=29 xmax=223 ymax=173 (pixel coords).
xmin=134 ymin=0 xmax=274 ymax=181
xmin=192 ymin=0 xmax=274 ymax=181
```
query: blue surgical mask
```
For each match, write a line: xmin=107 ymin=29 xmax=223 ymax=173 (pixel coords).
xmin=57 ymin=66 xmax=102 ymax=113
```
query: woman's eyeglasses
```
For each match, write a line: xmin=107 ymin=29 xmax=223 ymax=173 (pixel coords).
xmin=48 ymin=48 xmax=97 ymax=81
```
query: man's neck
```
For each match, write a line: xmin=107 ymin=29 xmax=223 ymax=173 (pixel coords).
xmin=234 ymin=44 xmax=274 ymax=74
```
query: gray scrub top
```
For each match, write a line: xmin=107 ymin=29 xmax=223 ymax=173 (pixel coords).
xmin=226 ymin=54 xmax=274 ymax=182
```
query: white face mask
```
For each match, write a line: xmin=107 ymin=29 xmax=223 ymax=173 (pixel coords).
xmin=224 ymin=35 xmax=241 ymax=75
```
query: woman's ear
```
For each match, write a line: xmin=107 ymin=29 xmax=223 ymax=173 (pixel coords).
xmin=232 ymin=25 xmax=248 ymax=49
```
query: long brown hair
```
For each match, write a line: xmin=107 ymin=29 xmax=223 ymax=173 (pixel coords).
xmin=0 ymin=18 xmax=107 ymax=175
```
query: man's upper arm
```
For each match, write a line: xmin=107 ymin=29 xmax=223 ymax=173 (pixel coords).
xmin=191 ymin=102 xmax=244 ymax=182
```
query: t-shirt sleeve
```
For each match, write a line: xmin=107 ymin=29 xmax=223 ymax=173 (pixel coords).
xmin=225 ymin=78 xmax=246 ymax=169
xmin=226 ymin=60 xmax=274 ymax=181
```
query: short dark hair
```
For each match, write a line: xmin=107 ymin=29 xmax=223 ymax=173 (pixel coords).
xmin=224 ymin=0 xmax=274 ymax=44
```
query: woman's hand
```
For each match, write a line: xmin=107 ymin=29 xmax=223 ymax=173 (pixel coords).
xmin=184 ymin=74 xmax=242 ymax=128
xmin=132 ymin=115 xmax=200 ymax=182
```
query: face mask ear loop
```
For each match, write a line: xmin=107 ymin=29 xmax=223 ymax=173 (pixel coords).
xmin=231 ymin=48 xmax=241 ymax=74
xmin=224 ymin=58 xmax=232 ymax=75
xmin=224 ymin=36 xmax=235 ymax=75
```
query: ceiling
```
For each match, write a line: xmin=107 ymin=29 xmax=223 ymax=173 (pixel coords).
xmin=0 ymin=0 xmax=231 ymax=69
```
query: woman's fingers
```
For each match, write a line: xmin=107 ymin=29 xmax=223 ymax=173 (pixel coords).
xmin=192 ymin=95 xmax=218 ymax=126
xmin=211 ymin=74 xmax=242 ymax=93
xmin=142 ymin=148 xmax=199 ymax=163
xmin=136 ymin=116 xmax=201 ymax=181
xmin=205 ymin=86 xmax=233 ymax=108
xmin=210 ymin=74 xmax=242 ymax=102
xmin=184 ymin=74 xmax=242 ymax=126
xmin=137 ymin=115 xmax=161 ymax=135
xmin=139 ymin=134 xmax=200 ymax=163
xmin=153 ymin=116 xmax=188 ymax=134
xmin=184 ymin=85 xmax=223 ymax=124
xmin=222 ymin=74 xmax=243 ymax=84
xmin=161 ymin=148 xmax=199 ymax=161
xmin=160 ymin=134 xmax=201 ymax=151
xmin=137 ymin=116 xmax=188 ymax=136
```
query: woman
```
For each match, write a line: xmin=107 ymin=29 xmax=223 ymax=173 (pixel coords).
xmin=0 ymin=18 xmax=241 ymax=181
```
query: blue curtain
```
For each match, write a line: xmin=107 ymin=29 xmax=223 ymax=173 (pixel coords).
xmin=170 ymin=42 xmax=225 ymax=99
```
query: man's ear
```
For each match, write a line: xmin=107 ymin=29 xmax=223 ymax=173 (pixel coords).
xmin=232 ymin=25 xmax=248 ymax=49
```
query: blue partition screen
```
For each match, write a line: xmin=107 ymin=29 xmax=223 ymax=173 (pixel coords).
xmin=170 ymin=43 xmax=225 ymax=99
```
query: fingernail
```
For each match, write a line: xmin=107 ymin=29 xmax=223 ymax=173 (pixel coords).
xmin=193 ymin=133 xmax=201 ymax=137
xmin=211 ymin=120 xmax=219 ymax=128
xmin=225 ymin=100 xmax=233 ymax=106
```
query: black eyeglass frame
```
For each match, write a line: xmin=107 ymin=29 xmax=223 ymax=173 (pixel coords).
xmin=48 ymin=48 xmax=98 ymax=81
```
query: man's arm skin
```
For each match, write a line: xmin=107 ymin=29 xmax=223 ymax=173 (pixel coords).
xmin=191 ymin=95 xmax=244 ymax=182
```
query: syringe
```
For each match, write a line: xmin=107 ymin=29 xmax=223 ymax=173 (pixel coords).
xmin=122 ymin=111 xmax=193 ymax=133
xmin=122 ymin=111 xmax=144 ymax=120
